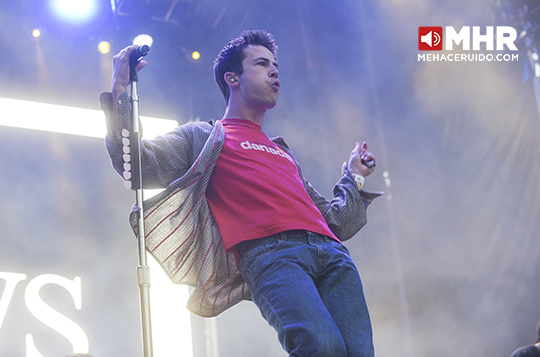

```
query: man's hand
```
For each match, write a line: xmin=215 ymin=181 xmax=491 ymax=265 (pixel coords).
xmin=111 ymin=45 xmax=148 ymax=99
xmin=348 ymin=141 xmax=376 ymax=178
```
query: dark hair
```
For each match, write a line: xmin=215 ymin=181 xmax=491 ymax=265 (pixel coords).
xmin=213 ymin=30 xmax=278 ymax=104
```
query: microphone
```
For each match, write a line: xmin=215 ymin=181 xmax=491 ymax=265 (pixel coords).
xmin=130 ymin=45 xmax=150 ymax=63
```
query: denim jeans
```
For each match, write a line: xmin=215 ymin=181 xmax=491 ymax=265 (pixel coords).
xmin=237 ymin=230 xmax=374 ymax=357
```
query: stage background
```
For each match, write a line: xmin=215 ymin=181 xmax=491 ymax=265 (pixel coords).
xmin=1 ymin=0 xmax=540 ymax=356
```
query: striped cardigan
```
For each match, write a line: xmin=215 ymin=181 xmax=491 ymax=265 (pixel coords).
xmin=100 ymin=91 xmax=380 ymax=317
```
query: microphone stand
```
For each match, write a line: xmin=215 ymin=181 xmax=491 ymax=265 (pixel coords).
xmin=128 ymin=45 xmax=153 ymax=357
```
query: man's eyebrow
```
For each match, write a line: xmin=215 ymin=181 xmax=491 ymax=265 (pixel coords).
xmin=254 ymin=57 xmax=279 ymax=69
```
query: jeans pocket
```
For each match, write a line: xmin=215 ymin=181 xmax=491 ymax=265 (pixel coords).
xmin=239 ymin=239 xmax=282 ymax=275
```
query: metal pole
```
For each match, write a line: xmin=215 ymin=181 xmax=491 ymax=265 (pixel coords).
xmin=129 ymin=46 xmax=154 ymax=357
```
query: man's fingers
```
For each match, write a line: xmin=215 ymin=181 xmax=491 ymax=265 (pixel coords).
xmin=135 ymin=60 xmax=148 ymax=72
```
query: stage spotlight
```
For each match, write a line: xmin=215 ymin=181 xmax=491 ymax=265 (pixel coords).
xmin=133 ymin=34 xmax=154 ymax=48
xmin=50 ymin=0 xmax=98 ymax=24
xmin=98 ymin=41 xmax=110 ymax=54
xmin=191 ymin=51 xmax=201 ymax=61
xmin=32 ymin=29 xmax=41 ymax=38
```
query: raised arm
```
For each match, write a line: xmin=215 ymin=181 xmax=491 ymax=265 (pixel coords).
xmin=100 ymin=46 xmax=211 ymax=189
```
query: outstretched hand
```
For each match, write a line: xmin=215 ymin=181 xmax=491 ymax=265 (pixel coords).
xmin=348 ymin=141 xmax=376 ymax=178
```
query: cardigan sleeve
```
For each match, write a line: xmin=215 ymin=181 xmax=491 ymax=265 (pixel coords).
xmin=99 ymin=91 xmax=213 ymax=189
xmin=302 ymin=163 xmax=382 ymax=241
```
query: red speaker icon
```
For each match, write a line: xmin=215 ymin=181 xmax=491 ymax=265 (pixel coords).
xmin=419 ymin=27 xmax=443 ymax=51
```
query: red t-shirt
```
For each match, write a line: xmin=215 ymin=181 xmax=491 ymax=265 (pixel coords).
xmin=206 ymin=119 xmax=337 ymax=255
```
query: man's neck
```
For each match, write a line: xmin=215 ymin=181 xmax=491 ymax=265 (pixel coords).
xmin=222 ymin=104 xmax=265 ymax=127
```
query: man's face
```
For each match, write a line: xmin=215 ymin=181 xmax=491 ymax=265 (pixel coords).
xmin=237 ymin=44 xmax=280 ymax=111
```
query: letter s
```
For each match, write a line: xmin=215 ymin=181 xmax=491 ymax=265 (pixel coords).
xmin=24 ymin=274 xmax=89 ymax=355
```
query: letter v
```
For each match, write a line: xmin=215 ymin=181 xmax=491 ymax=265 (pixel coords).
xmin=0 ymin=272 xmax=27 ymax=330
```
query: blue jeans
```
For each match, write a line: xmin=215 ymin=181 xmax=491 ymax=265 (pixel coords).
xmin=237 ymin=230 xmax=374 ymax=357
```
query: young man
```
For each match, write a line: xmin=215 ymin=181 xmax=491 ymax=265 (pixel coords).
xmin=101 ymin=30 xmax=380 ymax=356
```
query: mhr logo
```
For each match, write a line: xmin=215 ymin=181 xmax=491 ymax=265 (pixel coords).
xmin=418 ymin=26 xmax=518 ymax=51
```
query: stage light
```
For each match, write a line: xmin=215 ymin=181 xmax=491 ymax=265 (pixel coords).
xmin=98 ymin=41 xmax=110 ymax=54
xmin=32 ymin=29 xmax=41 ymax=38
xmin=383 ymin=171 xmax=392 ymax=187
xmin=133 ymin=34 xmax=154 ymax=47
xmin=0 ymin=97 xmax=176 ymax=139
xmin=50 ymin=0 xmax=98 ymax=24
xmin=191 ymin=51 xmax=201 ymax=60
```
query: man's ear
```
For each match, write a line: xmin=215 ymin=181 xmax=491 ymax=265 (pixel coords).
xmin=225 ymin=72 xmax=238 ymax=85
